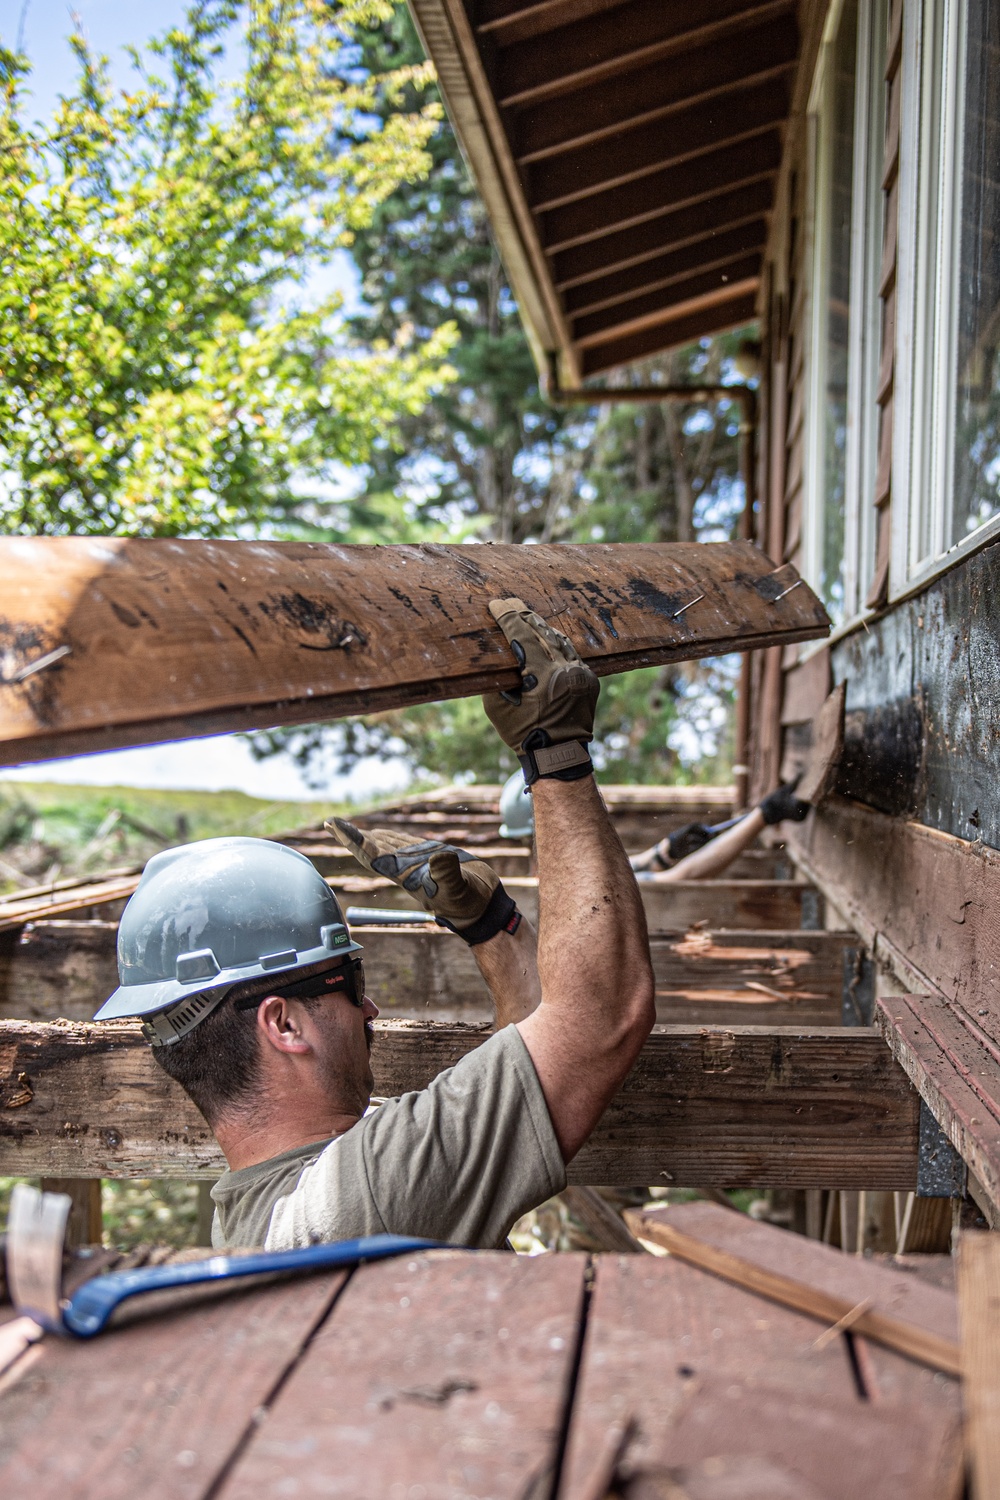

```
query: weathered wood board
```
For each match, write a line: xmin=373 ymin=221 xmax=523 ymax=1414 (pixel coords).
xmin=958 ymin=1231 xmax=1000 ymax=1500
xmin=334 ymin=875 xmax=820 ymax=932
xmin=0 ymin=1020 xmax=918 ymax=1186
xmin=0 ymin=1272 xmax=349 ymax=1497
xmin=219 ymin=1252 xmax=584 ymax=1500
xmin=560 ymin=1245 xmax=962 ymax=1500
xmin=794 ymin=798 xmax=1000 ymax=1218
xmin=0 ymin=540 xmax=827 ymax=762
xmin=0 ymin=922 xmax=849 ymax=1026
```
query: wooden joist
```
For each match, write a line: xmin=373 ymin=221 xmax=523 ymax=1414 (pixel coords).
xmin=334 ymin=875 xmax=819 ymax=931
xmin=0 ymin=1019 xmax=917 ymax=1186
xmin=794 ymin=799 xmax=1000 ymax=1216
xmin=0 ymin=923 xmax=851 ymax=1026
xmin=0 ymin=540 xmax=827 ymax=763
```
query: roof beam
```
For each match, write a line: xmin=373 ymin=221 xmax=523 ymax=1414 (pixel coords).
xmin=525 ymin=76 xmax=791 ymax=213
xmin=511 ymin=12 xmax=799 ymax=163
xmin=539 ymin=133 xmax=783 ymax=253
xmin=580 ymin=289 xmax=759 ymax=374
xmin=476 ymin=0 xmax=626 ymax=47
xmin=551 ymin=179 xmax=776 ymax=289
xmin=495 ymin=0 xmax=792 ymax=108
xmin=572 ymin=260 xmax=763 ymax=347
xmin=563 ymin=220 xmax=769 ymax=317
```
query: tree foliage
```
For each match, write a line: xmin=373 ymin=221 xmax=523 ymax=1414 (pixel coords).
xmin=0 ymin=0 xmax=455 ymax=535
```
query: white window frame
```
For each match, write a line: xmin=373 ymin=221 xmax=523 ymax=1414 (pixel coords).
xmin=803 ymin=0 xmax=887 ymax=635
xmin=891 ymin=0 xmax=1000 ymax=600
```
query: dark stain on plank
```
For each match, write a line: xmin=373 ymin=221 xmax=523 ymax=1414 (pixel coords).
xmin=258 ymin=593 xmax=368 ymax=652
xmin=627 ymin=576 xmax=686 ymax=618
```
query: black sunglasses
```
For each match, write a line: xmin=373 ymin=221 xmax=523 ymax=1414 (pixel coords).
xmin=235 ymin=957 xmax=366 ymax=1010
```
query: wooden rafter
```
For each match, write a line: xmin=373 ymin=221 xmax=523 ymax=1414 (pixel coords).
xmin=407 ymin=0 xmax=802 ymax=379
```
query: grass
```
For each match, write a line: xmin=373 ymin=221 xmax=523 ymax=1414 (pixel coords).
xmin=0 ymin=781 xmax=358 ymax=894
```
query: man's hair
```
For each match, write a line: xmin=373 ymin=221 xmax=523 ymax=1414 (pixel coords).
xmin=150 ymin=977 xmax=267 ymax=1126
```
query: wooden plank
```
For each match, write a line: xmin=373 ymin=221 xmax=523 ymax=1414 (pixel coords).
xmin=0 ymin=540 xmax=827 ymax=766
xmin=560 ymin=1253 xmax=962 ymax=1500
xmin=332 ymin=876 xmax=817 ymax=930
xmin=572 ymin=258 xmax=763 ymax=346
xmin=0 ymin=874 xmax=141 ymax=931
xmin=511 ymin=13 xmax=799 ymax=164
xmin=625 ymin=1202 xmax=960 ymax=1373
xmin=580 ymin=290 xmax=760 ymax=376
xmin=0 ymin=1271 xmax=349 ymax=1498
xmin=542 ymin=134 xmax=782 ymax=253
xmin=876 ymin=993 xmax=1000 ymax=1214
xmin=958 ymin=1232 xmax=1000 ymax=1500
xmin=551 ymin=180 xmax=775 ymax=289
xmin=495 ymin=0 xmax=789 ymax=108
xmin=218 ymin=1252 xmax=583 ymax=1500
xmin=562 ymin=221 xmax=768 ymax=317
xmin=0 ymin=923 xmax=848 ymax=1027
xmin=39 ymin=1176 xmax=102 ymax=1246
xmin=0 ymin=1020 xmax=918 ymax=1186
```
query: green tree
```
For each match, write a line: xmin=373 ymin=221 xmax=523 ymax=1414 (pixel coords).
xmin=247 ymin=3 xmax=750 ymax=787
xmin=0 ymin=0 xmax=455 ymax=536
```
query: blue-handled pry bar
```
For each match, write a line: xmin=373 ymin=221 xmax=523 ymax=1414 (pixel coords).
xmin=6 ymin=1184 xmax=442 ymax=1339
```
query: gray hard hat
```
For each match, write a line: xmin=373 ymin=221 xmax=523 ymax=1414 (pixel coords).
xmin=94 ymin=837 xmax=361 ymax=1040
xmin=498 ymin=770 xmax=534 ymax=840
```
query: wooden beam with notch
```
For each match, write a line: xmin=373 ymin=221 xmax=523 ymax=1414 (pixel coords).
xmin=0 ymin=1020 xmax=918 ymax=1186
xmin=0 ymin=540 xmax=827 ymax=765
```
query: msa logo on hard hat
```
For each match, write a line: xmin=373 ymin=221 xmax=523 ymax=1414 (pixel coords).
xmin=94 ymin=837 xmax=362 ymax=1044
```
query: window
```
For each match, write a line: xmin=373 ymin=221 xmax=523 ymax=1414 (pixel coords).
xmin=806 ymin=0 xmax=886 ymax=628
xmin=950 ymin=0 xmax=1000 ymax=545
xmin=895 ymin=0 xmax=1000 ymax=589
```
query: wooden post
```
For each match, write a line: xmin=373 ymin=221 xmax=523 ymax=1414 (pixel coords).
xmin=40 ymin=1177 xmax=102 ymax=1246
xmin=958 ymin=1232 xmax=1000 ymax=1499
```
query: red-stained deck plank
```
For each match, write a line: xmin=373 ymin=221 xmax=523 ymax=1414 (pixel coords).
xmin=218 ymin=1250 xmax=586 ymax=1500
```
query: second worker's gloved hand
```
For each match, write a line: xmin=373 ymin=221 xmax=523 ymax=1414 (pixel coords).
xmin=326 ymin=819 xmax=521 ymax=946
xmin=482 ymin=597 xmax=599 ymax=785
xmin=759 ymin=780 xmax=811 ymax=826
xmin=666 ymin=821 xmax=714 ymax=861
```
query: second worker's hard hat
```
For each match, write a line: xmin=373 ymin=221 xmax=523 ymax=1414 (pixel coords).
xmin=94 ymin=836 xmax=362 ymax=1044
xmin=498 ymin=769 xmax=535 ymax=840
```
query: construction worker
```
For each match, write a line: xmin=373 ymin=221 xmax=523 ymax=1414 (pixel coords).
xmin=497 ymin=766 xmax=809 ymax=878
xmin=94 ymin=599 xmax=655 ymax=1251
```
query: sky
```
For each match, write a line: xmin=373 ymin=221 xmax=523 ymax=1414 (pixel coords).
xmin=0 ymin=0 xmax=404 ymax=801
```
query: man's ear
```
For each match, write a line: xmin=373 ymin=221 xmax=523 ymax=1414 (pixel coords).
xmin=256 ymin=996 xmax=312 ymax=1056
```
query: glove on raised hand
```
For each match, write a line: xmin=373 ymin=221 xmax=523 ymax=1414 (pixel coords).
xmin=759 ymin=780 xmax=811 ymax=826
xmin=482 ymin=597 xmax=599 ymax=785
xmin=326 ymin=819 xmax=520 ymax=946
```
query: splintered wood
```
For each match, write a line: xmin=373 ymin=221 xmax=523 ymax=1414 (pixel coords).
xmin=0 ymin=539 xmax=828 ymax=762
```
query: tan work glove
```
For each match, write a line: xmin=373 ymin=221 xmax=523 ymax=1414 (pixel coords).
xmin=326 ymin=819 xmax=520 ymax=946
xmin=482 ymin=597 xmax=599 ymax=784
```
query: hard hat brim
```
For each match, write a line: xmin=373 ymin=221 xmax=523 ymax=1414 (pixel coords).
xmin=93 ymin=938 xmax=363 ymax=1022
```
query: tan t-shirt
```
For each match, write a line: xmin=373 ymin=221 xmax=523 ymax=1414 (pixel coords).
xmin=210 ymin=1025 xmax=566 ymax=1251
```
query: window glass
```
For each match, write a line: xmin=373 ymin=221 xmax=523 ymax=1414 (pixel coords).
xmin=952 ymin=0 xmax=1000 ymax=545
xmin=819 ymin=0 xmax=859 ymax=621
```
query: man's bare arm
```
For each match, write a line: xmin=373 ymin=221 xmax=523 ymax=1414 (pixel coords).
xmin=516 ymin=775 xmax=655 ymax=1161
xmin=471 ymin=916 xmax=541 ymax=1028
xmin=656 ymin=807 xmax=765 ymax=882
